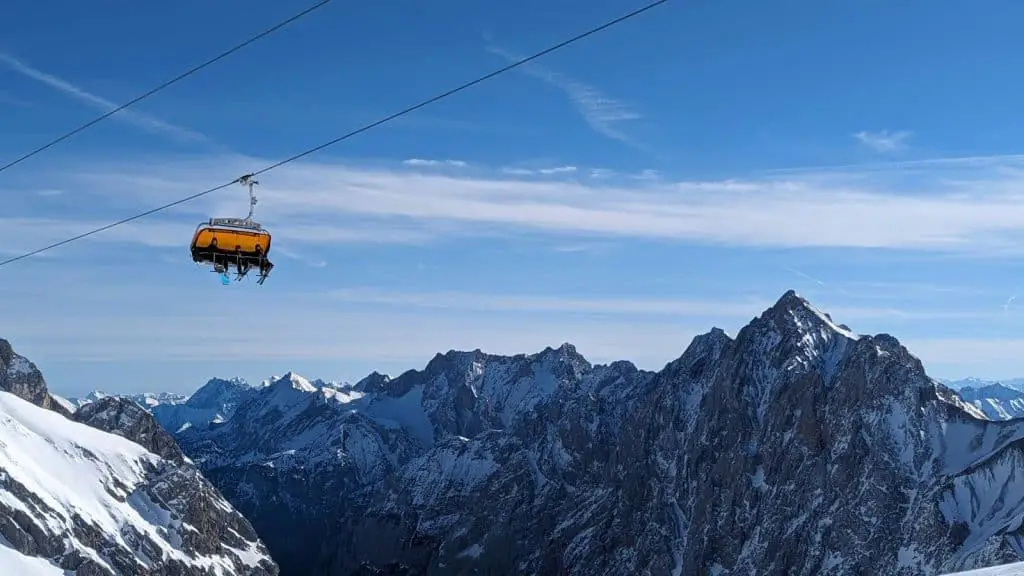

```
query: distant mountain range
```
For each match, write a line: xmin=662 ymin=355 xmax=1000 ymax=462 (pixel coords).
xmin=44 ymin=290 xmax=1024 ymax=575
xmin=934 ymin=379 xmax=1024 ymax=420
xmin=940 ymin=377 xmax=1024 ymax=393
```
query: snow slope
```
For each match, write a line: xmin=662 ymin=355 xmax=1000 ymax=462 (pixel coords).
xmin=0 ymin=540 xmax=64 ymax=575
xmin=954 ymin=384 xmax=1024 ymax=420
xmin=0 ymin=389 xmax=277 ymax=574
xmin=944 ymin=561 xmax=1024 ymax=575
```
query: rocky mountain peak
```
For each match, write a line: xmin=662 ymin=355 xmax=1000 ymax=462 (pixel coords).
xmin=0 ymin=337 xmax=70 ymax=417
xmin=538 ymin=341 xmax=593 ymax=375
xmin=267 ymin=371 xmax=317 ymax=394
xmin=757 ymin=289 xmax=857 ymax=341
xmin=542 ymin=341 xmax=585 ymax=359
xmin=425 ymin=348 xmax=487 ymax=373
xmin=770 ymin=287 xmax=808 ymax=310
xmin=73 ymin=395 xmax=188 ymax=466
xmin=675 ymin=326 xmax=734 ymax=367
xmin=355 ymin=371 xmax=392 ymax=394
xmin=187 ymin=376 xmax=250 ymax=407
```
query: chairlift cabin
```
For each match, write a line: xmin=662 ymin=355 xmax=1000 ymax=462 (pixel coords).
xmin=190 ymin=175 xmax=274 ymax=284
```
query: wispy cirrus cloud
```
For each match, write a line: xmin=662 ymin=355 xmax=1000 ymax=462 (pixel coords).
xmin=0 ymin=89 xmax=35 ymax=108
xmin=550 ymin=242 xmax=614 ymax=254
xmin=499 ymin=165 xmax=659 ymax=180
xmin=14 ymin=149 xmax=1024 ymax=389
xmin=485 ymin=45 xmax=644 ymax=149
xmin=765 ymin=153 xmax=1024 ymax=176
xmin=402 ymin=158 xmax=468 ymax=168
xmin=0 ymin=261 xmax=998 ymax=371
xmin=329 ymin=288 xmax=770 ymax=317
xmin=19 ymin=152 xmax=1024 ymax=257
xmin=853 ymin=129 xmax=912 ymax=153
xmin=326 ymin=287 xmax=999 ymax=321
xmin=500 ymin=165 xmax=577 ymax=176
xmin=0 ymin=52 xmax=208 ymax=144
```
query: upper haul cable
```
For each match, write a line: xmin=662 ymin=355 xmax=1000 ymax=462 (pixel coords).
xmin=0 ymin=0 xmax=668 ymax=271
xmin=0 ymin=0 xmax=332 ymax=177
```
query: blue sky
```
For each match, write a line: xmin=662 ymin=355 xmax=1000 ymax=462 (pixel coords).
xmin=4 ymin=0 xmax=1024 ymax=396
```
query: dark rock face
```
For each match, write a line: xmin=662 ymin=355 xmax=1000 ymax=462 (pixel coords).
xmin=74 ymin=396 xmax=188 ymax=465
xmin=166 ymin=291 xmax=1024 ymax=574
xmin=0 ymin=337 xmax=70 ymax=417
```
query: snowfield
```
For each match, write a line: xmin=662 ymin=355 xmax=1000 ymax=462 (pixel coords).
xmin=945 ymin=561 xmax=1024 ymax=575
xmin=0 ymin=538 xmax=63 ymax=575
xmin=0 ymin=390 xmax=271 ymax=574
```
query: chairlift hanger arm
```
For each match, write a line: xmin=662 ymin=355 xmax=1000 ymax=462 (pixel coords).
xmin=236 ymin=173 xmax=259 ymax=222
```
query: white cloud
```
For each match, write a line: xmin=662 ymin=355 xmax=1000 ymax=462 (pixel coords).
xmin=0 ymin=272 xmax=707 ymax=366
xmin=550 ymin=242 xmax=613 ymax=254
xmin=274 ymin=246 xmax=327 ymax=268
xmin=787 ymin=267 xmax=827 ymax=287
xmin=0 ymin=89 xmax=34 ymax=108
xmin=501 ymin=167 xmax=535 ymax=176
xmin=783 ymin=279 xmax=1003 ymax=301
xmin=0 ymin=217 xmax=436 ymax=266
xmin=486 ymin=45 xmax=644 ymax=149
xmin=0 ymin=52 xmax=208 ymax=144
xmin=12 ymin=151 xmax=1024 ymax=386
xmin=765 ymin=153 xmax=1024 ymax=176
xmin=402 ymin=158 xmax=468 ymax=168
xmin=853 ymin=129 xmax=912 ymax=153
xmin=326 ymin=288 xmax=1000 ymax=322
xmin=539 ymin=165 xmax=577 ymax=175
xmin=328 ymin=288 xmax=771 ymax=317
xmin=500 ymin=165 xmax=578 ymax=176
xmin=0 ymin=265 xmax=1006 ymax=372
xmin=13 ymin=313 xmax=702 ymax=367
xmin=18 ymin=153 xmax=1024 ymax=258
xmin=903 ymin=338 xmax=1024 ymax=377
xmin=0 ymin=217 xmax=188 ymax=255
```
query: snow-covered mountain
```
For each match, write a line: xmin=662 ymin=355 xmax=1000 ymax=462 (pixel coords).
xmin=943 ymin=378 xmax=1024 ymax=394
xmin=954 ymin=384 xmax=1024 ymax=420
xmin=154 ymin=290 xmax=1024 ymax=575
xmin=70 ymin=376 xmax=351 ymax=437
xmin=0 ymin=338 xmax=279 ymax=575
xmin=65 ymin=390 xmax=189 ymax=412
xmin=147 ymin=377 xmax=258 ymax=434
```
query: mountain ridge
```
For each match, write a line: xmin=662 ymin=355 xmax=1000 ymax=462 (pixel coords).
xmin=50 ymin=289 xmax=1024 ymax=575
xmin=125 ymin=289 xmax=1024 ymax=575
xmin=954 ymin=384 xmax=1024 ymax=420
